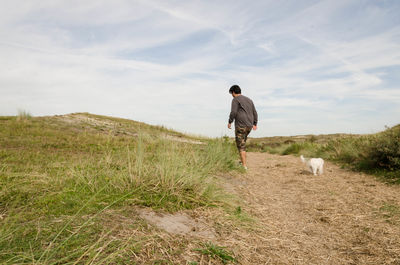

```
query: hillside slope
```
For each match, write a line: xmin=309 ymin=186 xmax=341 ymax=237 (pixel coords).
xmin=0 ymin=113 xmax=239 ymax=264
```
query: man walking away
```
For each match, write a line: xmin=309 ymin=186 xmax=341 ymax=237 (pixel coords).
xmin=228 ymin=85 xmax=258 ymax=170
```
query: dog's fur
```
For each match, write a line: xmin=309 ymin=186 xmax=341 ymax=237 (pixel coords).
xmin=300 ymin=155 xmax=324 ymax=175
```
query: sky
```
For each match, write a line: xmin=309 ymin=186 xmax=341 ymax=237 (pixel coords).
xmin=1 ymin=0 xmax=399 ymax=137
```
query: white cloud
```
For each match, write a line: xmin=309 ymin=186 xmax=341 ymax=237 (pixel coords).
xmin=0 ymin=0 xmax=399 ymax=137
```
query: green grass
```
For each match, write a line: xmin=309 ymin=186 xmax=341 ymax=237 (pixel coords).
xmin=379 ymin=202 xmax=400 ymax=225
xmin=0 ymin=113 xmax=240 ymax=264
xmin=194 ymin=242 xmax=237 ymax=264
xmin=227 ymin=206 xmax=255 ymax=227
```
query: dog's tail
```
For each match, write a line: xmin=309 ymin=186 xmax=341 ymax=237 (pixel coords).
xmin=300 ymin=155 xmax=306 ymax=163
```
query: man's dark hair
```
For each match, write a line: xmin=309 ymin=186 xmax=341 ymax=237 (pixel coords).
xmin=229 ymin=85 xmax=241 ymax=94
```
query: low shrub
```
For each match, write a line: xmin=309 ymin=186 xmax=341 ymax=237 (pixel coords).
xmin=282 ymin=143 xmax=302 ymax=155
xmin=281 ymin=142 xmax=318 ymax=156
xmin=366 ymin=126 xmax=400 ymax=171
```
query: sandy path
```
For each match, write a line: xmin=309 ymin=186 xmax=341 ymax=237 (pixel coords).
xmin=222 ymin=152 xmax=400 ymax=264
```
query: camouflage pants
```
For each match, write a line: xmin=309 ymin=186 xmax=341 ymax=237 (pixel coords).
xmin=235 ymin=126 xmax=252 ymax=152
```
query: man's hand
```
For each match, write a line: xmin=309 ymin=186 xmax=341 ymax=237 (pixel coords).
xmin=228 ymin=123 xmax=232 ymax=129
xmin=253 ymin=125 xmax=257 ymax=130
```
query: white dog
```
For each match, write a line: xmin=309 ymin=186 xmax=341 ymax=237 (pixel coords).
xmin=300 ymin=155 xmax=324 ymax=176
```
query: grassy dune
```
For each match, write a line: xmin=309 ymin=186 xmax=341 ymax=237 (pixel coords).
xmin=0 ymin=113 xmax=239 ymax=264
xmin=3 ymin=112 xmax=397 ymax=263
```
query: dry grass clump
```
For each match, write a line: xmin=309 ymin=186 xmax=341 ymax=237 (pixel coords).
xmin=16 ymin=109 xmax=32 ymax=121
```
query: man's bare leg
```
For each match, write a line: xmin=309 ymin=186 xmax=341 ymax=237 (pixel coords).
xmin=240 ymin=151 xmax=247 ymax=169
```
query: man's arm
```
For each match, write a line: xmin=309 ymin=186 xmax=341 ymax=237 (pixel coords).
xmin=252 ymin=101 xmax=258 ymax=130
xmin=228 ymin=98 xmax=239 ymax=129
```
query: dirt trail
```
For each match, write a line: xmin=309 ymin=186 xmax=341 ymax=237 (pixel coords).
xmin=221 ymin=152 xmax=400 ymax=264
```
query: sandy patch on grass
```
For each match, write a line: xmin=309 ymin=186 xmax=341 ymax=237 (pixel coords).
xmin=138 ymin=208 xmax=216 ymax=240
xmin=57 ymin=113 xmax=116 ymax=127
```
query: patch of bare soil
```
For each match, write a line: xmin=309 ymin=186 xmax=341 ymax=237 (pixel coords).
xmin=57 ymin=113 xmax=117 ymax=128
xmin=138 ymin=207 xmax=216 ymax=240
xmin=55 ymin=113 xmax=139 ymax=136
xmin=217 ymin=152 xmax=400 ymax=264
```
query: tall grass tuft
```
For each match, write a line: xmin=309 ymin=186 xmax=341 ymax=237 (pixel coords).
xmin=16 ymin=109 xmax=32 ymax=121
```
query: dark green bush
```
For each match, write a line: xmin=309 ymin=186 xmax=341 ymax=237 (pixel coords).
xmin=282 ymin=143 xmax=302 ymax=155
xmin=323 ymin=136 xmax=366 ymax=164
xmin=366 ymin=126 xmax=400 ymax=171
